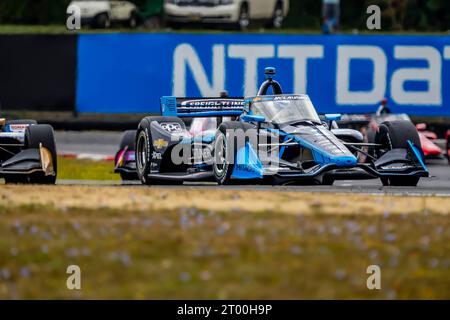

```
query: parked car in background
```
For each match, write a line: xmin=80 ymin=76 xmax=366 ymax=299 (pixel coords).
xmin=68 ymin=0 xmax=139 ymax=28
xmin=164 ymin=0 xmax=290 ymax=30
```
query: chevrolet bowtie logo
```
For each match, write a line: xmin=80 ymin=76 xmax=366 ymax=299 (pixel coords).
xmin=153 ymin=139 xmax=169 ymax=149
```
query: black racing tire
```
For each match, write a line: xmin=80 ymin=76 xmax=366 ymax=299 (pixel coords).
xmin=375 ymin=120 xmax=421 ymax=187
xmin=321 ymin=175 xmax=334 ymax=186
xmin=213 ymin=121 xmax=255 ymax=185
xmin=267 ymin=1 xmax=284 ymax=29
xmin=135 ymin=117 xmax=184 ymax=186
xmin=25 ymin=124 xmax=57 ymax=184
xmin=237 ymin=3 xmax=250 ymax=31
xmin=388 ymin=176 xmax=420 ymax=187
xmin=5 ymin=119 xmax=38 ymax=125
xmin=375 ymin=120 xmax=421 ymax=155
xmin=95 ymin=13 xmax=111 ymax=28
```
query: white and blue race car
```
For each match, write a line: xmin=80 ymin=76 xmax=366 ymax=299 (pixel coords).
xmin=0 ymin=119 xmax=57 ymax=184
xmin=117 ymin=67 xmax=427 ymax=186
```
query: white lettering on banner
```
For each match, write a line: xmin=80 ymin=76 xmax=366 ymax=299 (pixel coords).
xmin=173 ymin=44 xmax=225 ymax=96
xmin=336 ymin=45 xmax=387 ymax=105
xmin=391 ymin=46 xmax=441 ymax=105
xmin=278 ymin=45 xmax=324 ymax=94
xmin=228 ymin=45 xmax=275 ymax=97
xmin=172 ymin=43 xmax=449 ymax=110
xmin=445 ymin=46 xmax=450 ymax=59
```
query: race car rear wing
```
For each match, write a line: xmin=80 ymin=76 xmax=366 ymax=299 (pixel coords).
xmin=161 ymin=96 xmax=245 ymax=118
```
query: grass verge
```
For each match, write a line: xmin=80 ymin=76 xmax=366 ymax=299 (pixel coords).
xmin=0 ymin=186 xmax=448 ymax=299
xmin=0 ymin=24 xmax=448 ymax=35
xmin=57 ymin=156 xmax=119 ymax=181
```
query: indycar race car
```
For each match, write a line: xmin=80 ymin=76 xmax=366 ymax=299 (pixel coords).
xmin=115 ymin=130 xmax=138 ymax=180
xmin=446 ymin=130 xmax=450 ymax=164
xmin=120 ymin=67 xmax=427 ymax=186
xmin=0 ymin=119 xmax=57 ymax=184
xmin=344 ymin=99 xmax=443 ymax=161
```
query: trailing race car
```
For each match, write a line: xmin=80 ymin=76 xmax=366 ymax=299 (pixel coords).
xmin=446 ymin=130 xmax=450 ymax=164
xmin=115 ymin=130 xmax=138 ymax=180
xmin=351 ymin=99 xmax=443 ymax=161
xmin=0 ymin=119 xmax=57 ymax=184
xmin=129 ymin=67 xmax=427 ymax=186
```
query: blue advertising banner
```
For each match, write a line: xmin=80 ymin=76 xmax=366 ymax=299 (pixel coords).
xmin=77 ymin=34 xmax=450 ymax=116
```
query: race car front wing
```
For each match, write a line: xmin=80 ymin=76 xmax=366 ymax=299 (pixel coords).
xmin=0 ymin=144 xmax=55 ymax=177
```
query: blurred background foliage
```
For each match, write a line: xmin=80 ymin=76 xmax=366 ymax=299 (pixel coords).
xmin=0 ymin=0 xmax=449 ymax=31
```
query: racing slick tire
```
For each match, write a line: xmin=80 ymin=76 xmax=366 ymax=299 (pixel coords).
xmin=213 ymin=121 xmax=255 ymax=185
xmin=117 ymin=130 xmax=137 ymax=181
xmin=375 ymin=120 xmax=421 ymax=187
xmin=321 ymin=175 xmax=334 ymax=185
xmin=135 ymin=117 xmax=184 ymax=185
xmin=26 ymin=124 xmax=57 ymax=184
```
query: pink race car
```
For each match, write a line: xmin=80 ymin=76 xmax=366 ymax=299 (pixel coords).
xmin=446 ymin=130 xmax=450 ymax=164
xmin=363 ymin=99 xmax=443 ymax=160
xmin=415 ymin=123 xmax=443 ymax=159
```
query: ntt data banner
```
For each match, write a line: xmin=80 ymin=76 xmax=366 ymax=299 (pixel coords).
xmin=76 ymin=34 xmax=450 ymax=116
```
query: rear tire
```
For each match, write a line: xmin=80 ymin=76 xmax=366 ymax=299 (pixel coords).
xmin=25 ymin=124 xmax=57 ymax=184
xmin=135 ymin=117 xmax=184 ymax=185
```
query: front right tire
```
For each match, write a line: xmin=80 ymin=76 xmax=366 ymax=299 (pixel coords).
xmin=213 ymin=122 xmax=254 ymax=185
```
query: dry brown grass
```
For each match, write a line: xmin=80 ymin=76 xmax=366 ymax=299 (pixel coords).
xmin=0 ymin=186 xmax=449 ymax=299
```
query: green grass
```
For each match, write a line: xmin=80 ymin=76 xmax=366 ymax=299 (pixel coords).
xmin=0 ymin=24 xmax=448 ymax=35
xmin=0 ymin=204 xmax=448 ymax=299
xmin=57 ymin=156 xmax=119 ymax=181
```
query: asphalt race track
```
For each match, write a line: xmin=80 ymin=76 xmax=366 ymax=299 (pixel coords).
xmin=56 ymin=131 xmax=450 ymax=196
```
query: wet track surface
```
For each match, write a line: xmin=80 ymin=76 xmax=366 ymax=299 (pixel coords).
xmin=56 ymin=131 xmax=450 ymax=196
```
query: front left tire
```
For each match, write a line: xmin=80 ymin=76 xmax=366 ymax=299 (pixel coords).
xmin=26 ymin=124 xmax=57 ymax=184
xmin=375 ymin=120 xmax=421 ymax=187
